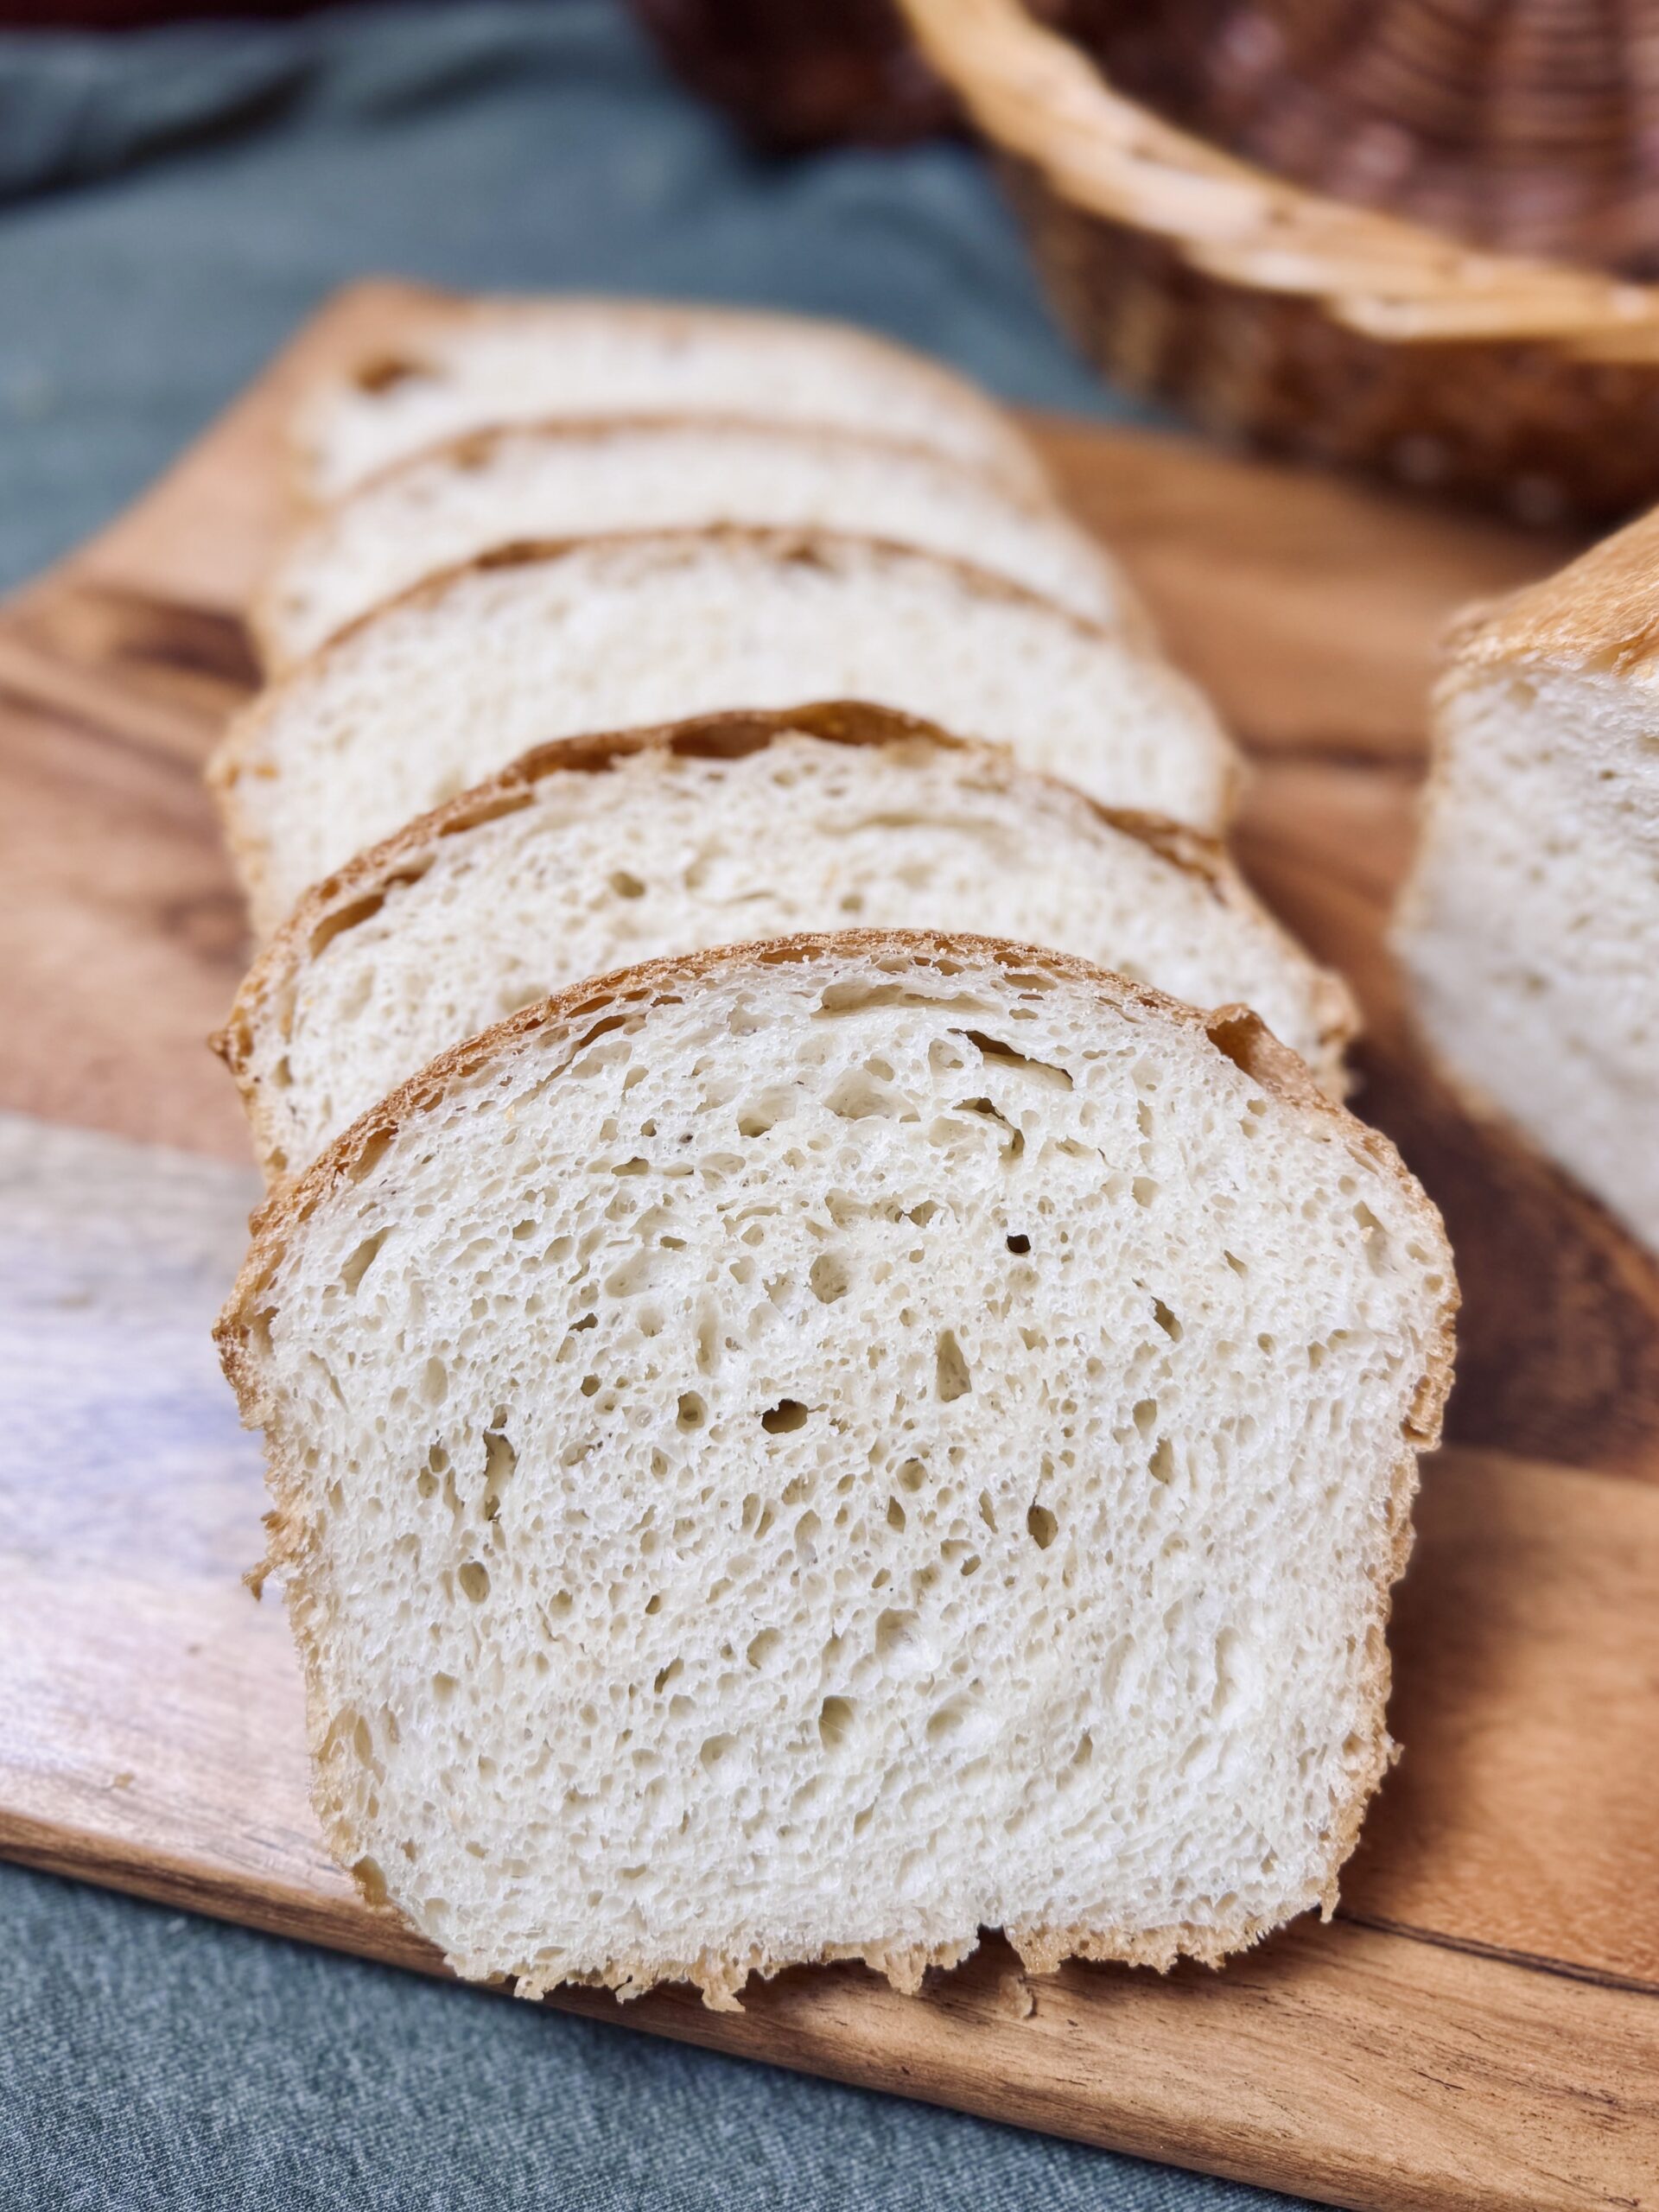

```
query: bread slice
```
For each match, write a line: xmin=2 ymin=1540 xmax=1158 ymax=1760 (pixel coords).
xmin=1395 ymin=511 xmax=1659 ymax=1252
xmin=291 ymin=293 xmax=1050 ymax=505
xmin=217 ymin=931 xmax=1453 ymax=2011
xmin=252 ymin=418 xmax=1132 ymax=667
xmin=216 ymin=705 xmax=1354 ymax=1181
xmin=213 ymin=529 xmax=1230 ymax=938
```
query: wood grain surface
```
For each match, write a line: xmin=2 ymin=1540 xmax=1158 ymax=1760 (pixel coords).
xmin=0 ymin=282 xmax=1655 ymax=2210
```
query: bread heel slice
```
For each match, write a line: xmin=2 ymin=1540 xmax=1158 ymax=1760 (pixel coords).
xmin=218 ymin=931 xmax=1454 ymax=2010
xmin=1395 ymin=516 xmax=1659 ymax=1255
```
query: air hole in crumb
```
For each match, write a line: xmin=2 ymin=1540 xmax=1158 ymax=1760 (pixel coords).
xmin=935 ymin=1330 xmax=972 ymax=1402
xmin=978 ymin=1490 xmax=998 ymax=1532
xmin=761 ymin=1399 xmax=809 ymax=1434
xmin=1027 ymin=1503 xmax=1058 ymax=1550
xmin=1354 ymin=1201 xmax=1389 ymax=1268
xmin=874 ymin=1609 xmax=918 ymax=1658
xmin=824 ymin=1069 xmax=899 ymax=1121
xmin=481 ymin=1430 xmax=517 ymax=1519
xmin=1152 ymin=1298 xmax=1182 ymax=1339
xmin=1133 ymin=1397 xmax=1159 ymax=1436
xmin=1148 ymin=1438 xmax=1174 ymax=1483
xmin=898 ymin=1459 xmax=926 ymax=1492
xmin=340 ymin=1230 xmax=389 ymax=1294
xmin=1132 ymin=1176 xmax=1158 ymax=1208
xmin=1006 ymin=1233 xmax=1030 ymax=1255
xmin=809 ymin=1253 xmax=850 ymax=1303
xmin=747 ymin=1630 xmax=779 ymax=1669
xmin=819 ymin=1696 xmax=855 ymax=1751
xmin=458 ymin=1560 xmax=490 ymax=1603
xmin=608 ymin=870 xmax=645 ymax=899
xmin=353 ymin=1855 xmax=388 ymax=1906
xmin=580 ymin=1374 xmax=601 ymax=1397
xmin=699 ymin=1733 xmax=735 ymax=1770
xmin=926 ymin=1695 xmax=972 ymax=1745
xmin=887 ymin=1497 xmax=906 ymax=1533
xmin=677 ymin=1393 xmax=706 ymax=1430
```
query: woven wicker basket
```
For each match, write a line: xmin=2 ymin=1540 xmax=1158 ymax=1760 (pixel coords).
xmin=899 ymin=0 xmax=1659 ymax=521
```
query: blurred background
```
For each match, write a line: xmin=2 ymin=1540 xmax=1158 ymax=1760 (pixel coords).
xmin=0 ymin=0 xmax=1162 ymax=594
xmin=10 ymin=0 xmax=1659 ymax=601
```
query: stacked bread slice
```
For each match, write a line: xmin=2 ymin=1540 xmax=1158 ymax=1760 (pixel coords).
xmin=213 ymin=293 xmax=1453 ymax=2010
xmin=213 ymin=531 xmax=1233 ymax=938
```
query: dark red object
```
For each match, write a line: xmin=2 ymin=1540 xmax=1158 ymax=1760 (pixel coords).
xmin=626 ymin=0 xmax=956 ymax=151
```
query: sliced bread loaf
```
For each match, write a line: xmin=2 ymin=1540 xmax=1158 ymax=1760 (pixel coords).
xmin=292 ymin=294 xmax=1049 ymax=504
xmin=253 ymin=418 xmax=1132 ymax=667
xmin=213 ymin=529 xmax=1230 ymax=937
xmin=217 ymin=931 xmax=1453 ymax=2010
xmin=216 ymin=705 xmax=1354 ymax=1181
xmin=1395 ymin=512 xmax=1659 ymax=1252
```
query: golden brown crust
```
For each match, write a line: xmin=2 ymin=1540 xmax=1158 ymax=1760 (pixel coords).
xmin=213 ymin=704 xmax=1349 ymax=1183
xmin=287 ymin=289 xmax=1051 ymax=506
xmin=1442 ymin=502 xmax=1659 ymax=682
xmin=217 ymin=930 xmax=1452 ymax=2011
xmin=255 ymin=410 xmax=1119 ymax=672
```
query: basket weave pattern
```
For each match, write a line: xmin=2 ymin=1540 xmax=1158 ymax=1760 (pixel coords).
xmin=902 ymin=0 xmax=1659 ymax=518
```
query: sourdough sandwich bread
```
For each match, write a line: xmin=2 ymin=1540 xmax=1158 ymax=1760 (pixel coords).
xmin=218 ymin=932 xmax=1453 ymax=2009
xmin=213 ymin=530 xmax=1233 ymax=938
xmin=292 ymin=295 xmax=1049 ymax=505
xmin=1395 ymin=511 xmax=1659 ymax=1252
xmin=253 ymin=418 xmax=1131 ymax=667
xmin=217 ymin=707 xmax=1354 ymax=1180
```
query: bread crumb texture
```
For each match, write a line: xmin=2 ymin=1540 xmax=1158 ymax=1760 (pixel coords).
xmin=220 ymin=935 xmax=1452 ymax=2010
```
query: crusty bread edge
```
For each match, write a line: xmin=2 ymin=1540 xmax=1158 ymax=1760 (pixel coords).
xmin=215 ymin=928 xmax=1455 ymax=2012
xmin=1436 ymin=500 xmax=1659 ymax=683
xmin=287 ymin=288 xmax=1052 ymax=508
xmin=251 ymin=410 xmax=1140 ymax=673
xmin=213 ymin=700 xmax=1347 ymax=1184
xmin=208 ymin=522 xmax=1229 ymax=924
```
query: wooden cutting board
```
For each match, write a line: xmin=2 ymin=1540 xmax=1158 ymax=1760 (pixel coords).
xmin=1 ymin=281 xmax=1656 ymax=2212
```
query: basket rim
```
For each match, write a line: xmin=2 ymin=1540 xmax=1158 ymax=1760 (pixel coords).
xmin=899 ymin=0 xmax=1659 ymax=357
